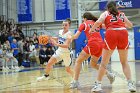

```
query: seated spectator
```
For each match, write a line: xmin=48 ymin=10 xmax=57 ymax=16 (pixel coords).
xmin=10 ymin=39 xmax=19 ymax=58
xmin=29 ymin=41 xmax=35 ymax=52
xmin=29 ymin=46 xmax=40 ymax=67
xmin=17 ymin=38 xmax=24 ymax=67
xmin=39 ymin=45 xmax=47 ymax=67
xmin=46 ymin=46 xmax=54 ymax=63
xmin=0 ymin=45 xmax=6 ymax=71
xmin=5 ymin=49 xmax=20 ymax=71
xmin=8 ymin=32 xmax=14 ymax=43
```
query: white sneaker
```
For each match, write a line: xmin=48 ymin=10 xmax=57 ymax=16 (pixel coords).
xmin=2 ymin=67 xmax=7 ymax=71
xmin=6 ymin=66 xmax=9 ymax=71
xmin=37 ymin=75 xmax=50 ymax=82
xmin=70 ymin=80 xmax=79 ymax=89
xmin=107 ymin=72 xmax=115 ymax=84
xmin=91 ymin=82 xmax=102 ymax=92
xmin=128 ymin=81 xmax=136 ymax=92
xmin=11 ymin=66 xmax=15 ymax=70
xmin=15 ymin=66 xmax=20 ymax=71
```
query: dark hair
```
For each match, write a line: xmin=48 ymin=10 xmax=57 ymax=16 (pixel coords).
xmin=64 ymin=18 xmax=71 ymax=25
xmin=107 ymin=1 xmax=118 ymax=16
xmin=82 ymin=12 xmax=98 ymax=22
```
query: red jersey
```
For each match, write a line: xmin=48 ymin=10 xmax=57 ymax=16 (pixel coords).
xmin=98 ymin=11 xmax=129 ymax=50
xmin=78 ymin=20 xmax=102 ymax=42
xmin=102 ymin=11 xmax=126 ymax=29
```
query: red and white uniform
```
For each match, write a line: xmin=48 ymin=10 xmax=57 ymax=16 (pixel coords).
xmin=97 ymin=11 xmax=129 ymax=50
xmin=78 ymin=20 xmax=103 ymax=57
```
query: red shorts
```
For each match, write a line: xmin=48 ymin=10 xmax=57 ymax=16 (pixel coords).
xmin=83 ymin=41 xmax=103 ymax=57
xmin=104 ymin=30 xmax=129 ymax=50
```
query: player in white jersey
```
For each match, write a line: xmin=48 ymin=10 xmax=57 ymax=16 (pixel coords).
xmin=37 ymin=18 xmax=74 ymax=81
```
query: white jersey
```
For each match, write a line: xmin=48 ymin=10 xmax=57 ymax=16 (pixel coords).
xmin=57 ymin=29 xmax=72 ymax=52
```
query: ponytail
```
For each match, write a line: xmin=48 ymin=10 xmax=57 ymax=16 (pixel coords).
xmin=82 ymin=12 xmax=98 ymax=22
xmin=107 ymin=1 xmax=118 ymax=16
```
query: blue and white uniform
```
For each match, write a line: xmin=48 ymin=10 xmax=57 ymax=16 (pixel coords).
xmin=52 ymin=30 xmax=72 ymax=67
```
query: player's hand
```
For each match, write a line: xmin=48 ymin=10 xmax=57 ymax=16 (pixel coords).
xmin=50 ymin=39 xmax=58 ymax=46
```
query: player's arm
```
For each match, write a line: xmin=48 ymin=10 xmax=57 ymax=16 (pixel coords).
xmin=50 ymin=37 xmax=58 ymax=41
xmin=72 ymin=23 xmax=85 ymax=40
xmin=101 ymin=24 xmax=106 ymax=29
xmin=53 ymin=34 xmax=71 ymax=48
xmin=72 ymin=31 xmax=81 ymax=40
xmin=49 ymin=36 xmax=58 ymax=44
xmin=124 ymin=14 xmax=133 ymax=28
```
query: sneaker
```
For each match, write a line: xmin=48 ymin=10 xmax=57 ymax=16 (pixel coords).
xmin=91 ymin=82 xmax=102 ymax=92
xmin=69 ymin=80 xmax=79 ymax=89
xmin=2 ymin=67 xmax=7 ymax=71
xmin=6 ymin=66 xmax=9 ymax=69
xmin=36 ymin=74 xmax=50 ymax=82
xmin=15 ymin=66 xmax=20 ymax=71
xmin=11 ymin=66 xmax=15 ymax=70
xmin=128 ymin=81 xmax=136 ymax=92
xmin=107 ymin=72 xmax=115 ymax=84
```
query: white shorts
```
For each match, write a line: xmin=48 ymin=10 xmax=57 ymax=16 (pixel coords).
xmin=52 ymin=50 xmax=72 ymax=67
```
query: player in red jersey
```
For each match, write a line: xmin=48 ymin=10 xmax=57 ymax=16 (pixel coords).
xmin=90 ymin=1 xmax=136 ymax=92
xmin=70 ymin=12 xmax=115 ymax=89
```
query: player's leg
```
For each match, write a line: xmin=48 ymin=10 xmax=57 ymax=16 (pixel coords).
xmin=37 ymin=50 xmax=61 ymax=81
xmin=91 ymin=49 xmax=114 ymax=92
xmin=70 ymin=50 xmax=90 ymax=88
xmin=117 ymin=30 xmax=136 ymax=92
xmin=65 ymin=66 xmax=74 ymax=77
xmin=90 ymin=56 xmax=99 ymax=70
xmin=118 ymin=49 xmax=136 ymax=92
xmin=63 ymin=52 xmax=74 ymax=77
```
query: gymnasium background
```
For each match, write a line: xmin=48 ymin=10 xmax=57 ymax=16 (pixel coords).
xmin=0 ymin=0 xmax=140 ymax=61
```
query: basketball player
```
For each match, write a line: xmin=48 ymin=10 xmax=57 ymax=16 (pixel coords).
xmin=90 ymin=1 xmax=136 ymax=92
xmin=70 ymin=12 xmax=115 ymax=89
xmin=37 ymin=18 xmax=74 ymax=81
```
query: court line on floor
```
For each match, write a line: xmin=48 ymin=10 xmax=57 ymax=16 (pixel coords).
xmin=0 ymin=82 xmax=32 ymax=90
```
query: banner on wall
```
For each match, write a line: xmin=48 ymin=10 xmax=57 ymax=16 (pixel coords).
xmin=99 ymin=0 xmax=140 ymax=10
xmin=17 ymin=0 xmax=32 ymax=22
xmin=55 ymin=0 xmax=71 ymax=20
xmin=134 ymin=27 xmax=140 ymax=60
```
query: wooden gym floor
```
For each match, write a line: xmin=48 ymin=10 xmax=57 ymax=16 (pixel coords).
xmin=0 ymin=62 xmax=140 ymax=93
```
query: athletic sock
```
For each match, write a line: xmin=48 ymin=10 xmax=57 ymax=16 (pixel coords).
xmin=96 ymin=80 xmax=101 ymax=84
xmin=44 ymin=74 xmax=49 ymax=77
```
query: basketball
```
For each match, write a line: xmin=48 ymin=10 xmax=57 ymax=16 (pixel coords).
xmin=38 ymin=35 xmax=49 ymax=45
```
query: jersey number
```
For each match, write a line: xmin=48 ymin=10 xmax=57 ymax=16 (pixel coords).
xmin=110 ymin=14 xmax=124 ymax=22
xmin=88 ymin=24 xmax=100 ymax=32
xmin=59 ymin=41 xmax=64 ymax=44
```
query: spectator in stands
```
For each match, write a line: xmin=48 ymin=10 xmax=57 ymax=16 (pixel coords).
xmin=33 ymin=32 xmax=38 ymax=41
xmin=0 ymin=44 xmax=6 ymax=70
xmin=23 ymin=37 xmax=30 ymax=52
xmin=46 ymin=46 xmax=54 ymax=63
xmin=29 ymin=41 xmax=35 ymax=52
xmin=29 ymin=45 xmax=40 ymax=67
xmin=3 ymin=40 xmax=11 ymax=50
xmin=17 ymin=26 xmax=24 ymax=39
xmin=8 ymin=32 xmax=14 ymax=43
xmin=17 ymin=38 xmax=24 ymax=67
xmin=39 ymin=45 xmax=47 ymax=67
xmin=10 ymin=39 xmax=19 ymax=59
xmin=23 ymin=37 xmax=30 ymax=62
xmin=5 ymin=49 xmax=20 ymax=71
